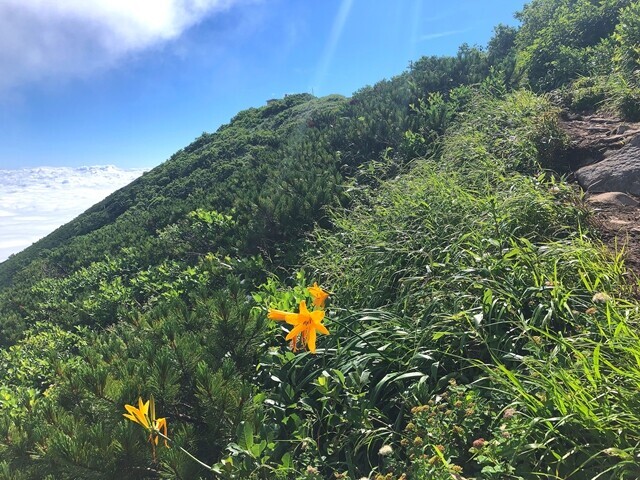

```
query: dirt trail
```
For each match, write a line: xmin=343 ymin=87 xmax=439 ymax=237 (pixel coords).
xmin=559 ymin=114 xmax=640 ymax=280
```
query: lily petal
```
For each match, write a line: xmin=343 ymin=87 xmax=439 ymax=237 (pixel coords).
xmin=268 ymin=309 xmax=289 ymax=321
xmin=133 ymin=399 xmax=151 ymax=429
xmin=307 ymin=328 xmax=317 ymax=353
xmin=315 ymin=322 xmax=330 ymax=336
xmin=285 ymin=322 xmax=307 ymax=341
xmin=124 ymin=404 xmax=138 ymax=416
xmin=123 ymin=412 xmax=138 ymax=423
xmin=284 ymin=312 xmax=301 ymax=325
xmin=156 ymin=417 xmax=169 ymax=446
xmin=138 ymin=397 xmax=149 ymax=416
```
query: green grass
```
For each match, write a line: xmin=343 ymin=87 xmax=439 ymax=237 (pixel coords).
xmin=225 ymin=89 xmax=640 ymax=478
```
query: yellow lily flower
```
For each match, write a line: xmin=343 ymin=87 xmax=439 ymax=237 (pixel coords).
xmin=308 ymin=282 xmax=329 ymax=308
xmin=283 ymin=300 xmax=329 ymax=353
xmin=123 ymin=397 xmax=151 ymax=430
xmin=123 ymin=396 xmax=168 ymax=447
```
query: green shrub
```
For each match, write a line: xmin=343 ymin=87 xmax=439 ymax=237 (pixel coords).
xmin=566 ymin=76 xmax=607 ymax=112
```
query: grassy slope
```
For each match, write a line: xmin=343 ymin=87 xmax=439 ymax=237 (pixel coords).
xmin=293 ymin=90 xmax=640 ymax=479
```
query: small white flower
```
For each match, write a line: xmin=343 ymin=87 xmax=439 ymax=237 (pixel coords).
xmin=592 ymin=292 xmax=611 ymax=303
xmin=378 ymin=444 xmax=393 ymax=456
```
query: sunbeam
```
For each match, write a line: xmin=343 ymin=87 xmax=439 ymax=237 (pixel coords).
xmin=311 ymin=0 xmax=354 ymax=95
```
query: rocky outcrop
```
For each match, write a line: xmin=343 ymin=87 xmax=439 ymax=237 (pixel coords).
xmin=561 ymin=114 xmax=640 ymax=278
xmin=575 ymin=135 xmax=640 ymax=195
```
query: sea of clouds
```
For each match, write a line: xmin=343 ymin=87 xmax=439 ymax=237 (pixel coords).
xmin=0 ymin=165 xmax=145 ymax=263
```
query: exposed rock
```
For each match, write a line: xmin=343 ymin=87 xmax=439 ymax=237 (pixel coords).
xmin=562 ymin=114 xmax=640 ymax=280
xmin=575 ymin=135 xmax=640 ymax=195
xmin=614 ymin=125 xmax=632 ymax=135
xmin=587 ymin=192 xmax=640 ymax=207
xmin=560 ymin=115 xmax=635 ymax=151
xmin=609 ymin=217 xmax=633 ymax=227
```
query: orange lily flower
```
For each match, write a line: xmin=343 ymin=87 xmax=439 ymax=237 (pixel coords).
xmin=308 ymin=282 xmax=329 ymax=308
xmin=281 ymin=300 xmax=329 ymax=353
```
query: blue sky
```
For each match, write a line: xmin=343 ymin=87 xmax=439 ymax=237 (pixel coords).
xmin=0 ymin=0 xmax=527 ymax=170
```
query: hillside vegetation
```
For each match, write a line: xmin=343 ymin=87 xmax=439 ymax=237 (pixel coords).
xmin=0 ymin=1 xmax=640 ymax=478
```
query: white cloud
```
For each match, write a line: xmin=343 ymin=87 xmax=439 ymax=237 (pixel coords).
xmin=0 ymin=165 xmax=144 ymax=262
xmin=0 ymin=0 xmax=249 ymax=92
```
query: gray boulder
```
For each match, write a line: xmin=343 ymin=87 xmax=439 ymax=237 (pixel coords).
xmin=587 ymin=192 xmax=639 ymax=207
xmin=576 ymin=135 xmax=640 ymax=195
